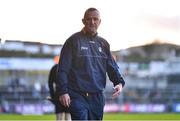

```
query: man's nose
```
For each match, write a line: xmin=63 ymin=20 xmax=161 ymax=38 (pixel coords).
xmin=90 ymin=19 xmax=95 ymax=24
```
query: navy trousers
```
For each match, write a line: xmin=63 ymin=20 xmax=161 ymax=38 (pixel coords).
xmin=68 ymin=89 xmax=105 ymax=120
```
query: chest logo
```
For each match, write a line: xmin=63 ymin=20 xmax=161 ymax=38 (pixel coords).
xmin=81 ymin=46 xmax=88 ymax=50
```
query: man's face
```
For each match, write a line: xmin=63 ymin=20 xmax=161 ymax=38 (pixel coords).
xmin=82 ymin=10 xmax=101 ymax=36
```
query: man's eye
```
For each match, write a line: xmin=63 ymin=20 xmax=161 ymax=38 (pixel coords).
xmin=86 ymin=18 xmax=91 ymax=21
xmin=94 ymin=17 xmax=98 ymax=20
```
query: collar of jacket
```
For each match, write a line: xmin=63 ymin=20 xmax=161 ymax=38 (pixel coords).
xmin=81 ymin=27 xmax=98 ymax=38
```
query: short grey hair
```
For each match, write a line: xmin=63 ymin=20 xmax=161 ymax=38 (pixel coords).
xmin=83 ymin=7 xmax=100 ymax=18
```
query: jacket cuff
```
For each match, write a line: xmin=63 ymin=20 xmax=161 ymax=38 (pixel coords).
xmin=114 ymin=79 xmax=125 ymax=87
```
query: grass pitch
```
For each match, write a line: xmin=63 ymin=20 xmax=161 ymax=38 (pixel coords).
xmin=0 ymin=113 xmax=180 ymax=120
xmin=104 ymin=113 xmax=180 ymax=120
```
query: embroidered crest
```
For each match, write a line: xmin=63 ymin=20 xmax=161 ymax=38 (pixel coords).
xmin=98 ymin=47 xmax=102 ymax=52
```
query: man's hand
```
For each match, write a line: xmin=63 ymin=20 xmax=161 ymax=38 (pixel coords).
xmin=112 ymin=83 xmax=123 ymax=99
xmin=59 ymin=93 xmax=71 ymax=107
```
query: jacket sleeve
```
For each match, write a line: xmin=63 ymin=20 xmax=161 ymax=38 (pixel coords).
xmin=56 ymin=38 xmax=73 ymax=96
xmin=48 ymin=65 xmax=56 ymax=98
xmin=106 ymin=45 xmax=125 ymax=87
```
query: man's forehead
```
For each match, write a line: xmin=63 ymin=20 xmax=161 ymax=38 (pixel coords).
xmin=84 ymin=11 xmax=100 ymax=18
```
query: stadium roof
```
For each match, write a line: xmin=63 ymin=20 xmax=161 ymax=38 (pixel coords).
xmin=0 ymin=58 xmax=54 ymax=70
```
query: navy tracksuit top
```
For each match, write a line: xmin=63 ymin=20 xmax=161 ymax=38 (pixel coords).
xmin=57 ymin=31 xmax=125 ymax=95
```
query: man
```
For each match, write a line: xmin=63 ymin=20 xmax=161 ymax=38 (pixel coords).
xmin=48 ymin=56 xmax=71 ymax=121
xmin=56 ymin=7 xmax=125 ymax=120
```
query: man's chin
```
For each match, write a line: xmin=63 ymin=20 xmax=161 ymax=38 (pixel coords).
xmin=88 ymin=30 xmax=97 ymax=35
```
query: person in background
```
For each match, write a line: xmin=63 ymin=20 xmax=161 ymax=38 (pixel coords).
xmin=56 ymin=7 xmax=125 ymax=120
xmin=47 ymin=56 xmax=71 ymax=121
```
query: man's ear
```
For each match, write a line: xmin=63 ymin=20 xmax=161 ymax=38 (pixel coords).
xmin=99 ymin=19 xmax=101 ymax=24
xmin=82 ymin=19 xmax=85 ymax=25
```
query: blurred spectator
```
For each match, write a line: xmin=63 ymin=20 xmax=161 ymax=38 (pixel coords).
xmin=32 ymin=81 xmax=41 ymax=98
